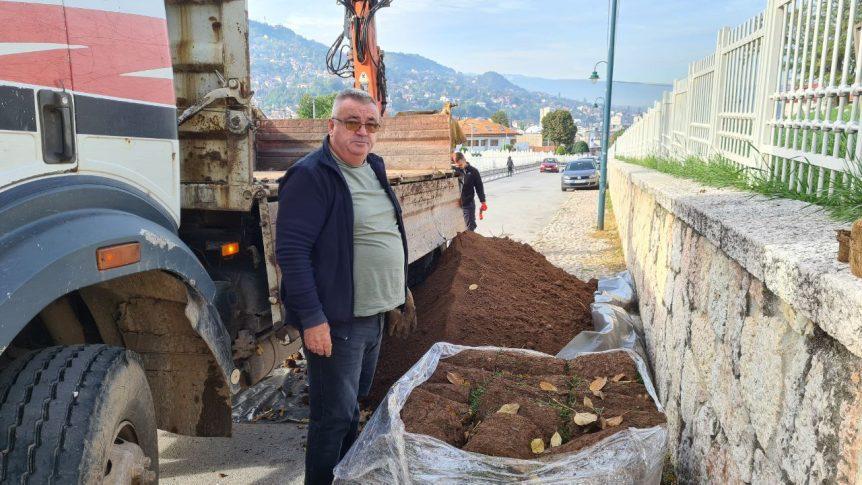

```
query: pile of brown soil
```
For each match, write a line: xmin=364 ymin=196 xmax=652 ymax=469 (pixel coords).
xmin=401 ymin=349 xmax=666 ymax=459
xmin=368 ymin=232 xmax=596 ymax=405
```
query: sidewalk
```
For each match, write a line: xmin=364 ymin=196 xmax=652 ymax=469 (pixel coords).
xmin=532 ymin=190 xmax=626 ymax=280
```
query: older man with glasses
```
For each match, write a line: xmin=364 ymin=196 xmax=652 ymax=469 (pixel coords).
xmin=276 ymin=88 xmax=417 ymax=485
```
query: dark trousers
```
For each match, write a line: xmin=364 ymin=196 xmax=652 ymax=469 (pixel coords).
xmin=462 ymin=200 xmax=477 ymax=231
xmin=304 ymin=314 xmax=384 ymax=485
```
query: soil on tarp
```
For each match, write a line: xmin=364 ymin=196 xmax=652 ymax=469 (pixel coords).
xmin=401 ymin=349 xmax=666 ymax=459
xmin=367 ymin=231 xmax=597 ymax=406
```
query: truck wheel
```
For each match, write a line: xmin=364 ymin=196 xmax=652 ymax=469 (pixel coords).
xmin=0 ymin=345 xmax=158 ymax=484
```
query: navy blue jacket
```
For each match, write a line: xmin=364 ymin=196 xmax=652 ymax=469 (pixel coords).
xmin=275 ymin=137 xmax=409 ymax=331
xmin=457 ymin=163 xmax=486 ymax=206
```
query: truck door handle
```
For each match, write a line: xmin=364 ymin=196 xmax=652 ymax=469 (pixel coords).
xmin=38 ymin=90 xmax=76 ymax=164
xmin=56 ymin=94 xmax=74 ymax=160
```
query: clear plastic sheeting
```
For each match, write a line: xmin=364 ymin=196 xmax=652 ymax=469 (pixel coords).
xmin=556 ymin=303 xmax=648 ymax=363
xmin=333 ymin=343 xmax=667 ymax=484
xmin=593 ymin=270 xmax=637 ymax=311
xmin=557 ymin=270 xmax=647 ymax=363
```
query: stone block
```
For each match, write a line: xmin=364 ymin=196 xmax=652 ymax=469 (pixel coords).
xmin=680 ymin=349 xmax=707 ymax=425
xmin=752 ymin=448 xmax=783 ymax=484
xmin=670 ymin=219 xmax=684 ymax=274
xmin=706 ymin=347 xmax=756 ymax=482
xmin=690 ymin=312 xmax=716 ymax=379
xmin=739 ymin=313 xmax=802 ymax=449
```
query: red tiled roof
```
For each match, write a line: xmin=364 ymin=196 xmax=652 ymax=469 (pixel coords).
xmin=458 ymin=118 xmax=520 ymax=137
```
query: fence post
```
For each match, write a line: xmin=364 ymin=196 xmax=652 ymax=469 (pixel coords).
xmin=708 ymin=28 xmax=729 ymax=157
xmin=752 ymin=0 xmax=785 ymax=167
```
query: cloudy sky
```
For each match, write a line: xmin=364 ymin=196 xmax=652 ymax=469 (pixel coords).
xmin=248 ymin=0 xmax=764 ymax=84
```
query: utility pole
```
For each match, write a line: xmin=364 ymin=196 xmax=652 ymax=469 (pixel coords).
xmin=597 ymin=0 xmax=618 ymax=230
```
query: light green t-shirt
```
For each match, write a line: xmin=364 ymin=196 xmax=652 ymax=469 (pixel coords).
xmin=332 ymin=152 xmax=406 ymax=317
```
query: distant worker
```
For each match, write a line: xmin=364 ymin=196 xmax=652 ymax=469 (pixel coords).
xmin=276 ymin=88 xmax=417 ymax=485
xmin=506 ymin=156 xmax=514 ymax=177
xmin=452 ymin=152 xmax=487 ymax=231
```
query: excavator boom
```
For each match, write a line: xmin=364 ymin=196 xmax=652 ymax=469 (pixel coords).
xmin=328 ymin=0 xmax=391 ymax=114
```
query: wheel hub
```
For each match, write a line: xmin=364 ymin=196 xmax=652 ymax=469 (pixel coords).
xmin=103 ymin=421 xmax=155 ymax=485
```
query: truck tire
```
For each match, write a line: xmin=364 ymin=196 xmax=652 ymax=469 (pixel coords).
xmin=0 ymin=345 xmax=158 ymax=484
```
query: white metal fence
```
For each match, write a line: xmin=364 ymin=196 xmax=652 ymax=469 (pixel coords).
xmin=614 ymin=0 xmax=862 ymax=195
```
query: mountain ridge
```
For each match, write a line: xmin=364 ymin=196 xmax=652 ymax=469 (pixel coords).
xmin=249 ymin=20 xmax=660 ymax=123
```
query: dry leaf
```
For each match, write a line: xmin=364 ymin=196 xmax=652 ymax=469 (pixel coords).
xmin=589 ymin=377 xmax=608 ymax=393
xmin=583 ymin=396 xmax=594 ymax=409
xmin=468 ymin=284 xmax=479 ymax=291
xmin=497 ymin=403 xmax=520 ymax=415
xmin=605 ymin=415 xmax=624 ymax=427
xmin=446 ymin=372 xmax=466 ymax=386
xmin=573 ymin=412 xmax=598 ymax=426
xmin=550 ymin=432 xmax=562 ymax=447
xmin=539 ymin=381 xmax=558 ymax=392
xmin=530 ymin=438 xmax=545 ymax=454
xmin=611 ymin=373 xmax=626 ymax=382
xmin=594 ymin=390 xmax=605 ymax=400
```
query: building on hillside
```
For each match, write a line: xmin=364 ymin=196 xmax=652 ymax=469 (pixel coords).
xmin=267 ymin=106 xmax=297 ymax=119
xmin=610 ymin=112 xmax=623 ymax=132
xmin=458 ymin=118 xmax=520 ymax=152
xmin=539 ymin=107 xmax=552 ymax=123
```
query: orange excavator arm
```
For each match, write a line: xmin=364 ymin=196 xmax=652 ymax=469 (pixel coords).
xmin=327 ymin=0 xmax=391 ymax=115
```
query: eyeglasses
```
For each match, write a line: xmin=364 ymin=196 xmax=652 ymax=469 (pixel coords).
xmin=331 ymin=118 xmax=381 ymax=134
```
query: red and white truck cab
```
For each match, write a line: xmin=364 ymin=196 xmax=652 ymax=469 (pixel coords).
xmin=0 ymin=2 xmax=270 ymax=481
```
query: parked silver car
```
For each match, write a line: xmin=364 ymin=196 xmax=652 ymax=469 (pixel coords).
xmin=561 ymin=158 xmax=599 ymax=190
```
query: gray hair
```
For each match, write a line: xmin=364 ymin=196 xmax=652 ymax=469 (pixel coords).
xmin=332 ymin=88 xmax=377 ymax=118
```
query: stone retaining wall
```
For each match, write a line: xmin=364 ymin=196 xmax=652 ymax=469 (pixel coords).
xmin=608 ymin=158 xmax=862 ymax=484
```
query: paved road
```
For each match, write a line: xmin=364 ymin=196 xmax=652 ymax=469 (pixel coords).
xmin=477 ymin=169 xmax=576 ymax=243
xmin=157 ymin=167 xmax=585 ymax=484
xmin=158 ymin=424 xmax=305 ymax=485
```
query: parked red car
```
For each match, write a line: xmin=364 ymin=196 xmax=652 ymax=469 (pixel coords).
xmin=540 ymin=158 xmax=560 ymax=173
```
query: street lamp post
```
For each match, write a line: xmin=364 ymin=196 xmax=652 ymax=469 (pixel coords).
xmin=594 ymin=0 xmax=618 ymax=231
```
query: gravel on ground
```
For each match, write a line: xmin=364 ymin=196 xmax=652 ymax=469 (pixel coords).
xmin=532 ymin=189 xmax=627 ymax=280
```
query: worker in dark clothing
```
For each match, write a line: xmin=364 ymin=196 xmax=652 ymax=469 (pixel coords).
xmin=507 ymin=156 xmax=514 ymax=177
xmin=451 ymin=152 xmax=486 ymax=231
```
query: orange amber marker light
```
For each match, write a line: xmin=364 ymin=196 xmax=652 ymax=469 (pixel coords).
xmin=221 ymin=242 xmax=240 ymax=258
xmin=96 ymin=242 xmax=141 ymax=270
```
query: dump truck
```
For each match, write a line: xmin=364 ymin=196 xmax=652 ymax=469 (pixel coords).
xmin=0 ymin=0 xmax=462 ymax=481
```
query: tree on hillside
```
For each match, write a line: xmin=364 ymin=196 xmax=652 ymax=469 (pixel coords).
xmin=542 ymin=110 xmax=577 ymax=148
xmin=298 ymin=93 xmax=337 ymax=119
xmin=573 ymin=141 xmax=590 ymax=153
xmin=490 ymin=110 xmax=510 ymax=127
xmin=609 ymin=127 xmax=627 ymax=146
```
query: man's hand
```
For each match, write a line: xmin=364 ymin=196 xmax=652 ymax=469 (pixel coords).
xmin=480 ymin=202 xmax=488 ymax=212
xmin=387 ymin=289 xmax=418 ymax=339
xmin=303 ymin=323 xmax=332 ymax=357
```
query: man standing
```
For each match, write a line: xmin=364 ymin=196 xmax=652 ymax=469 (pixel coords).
xmin=452 ymin=152 xmax=487 ymax=231
xmin=506 ymin=155 xmax=514 ymax=177
xmin=276 ymin=89 xmax=416 ymax=485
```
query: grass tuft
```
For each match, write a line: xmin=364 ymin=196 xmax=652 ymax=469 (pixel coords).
xmin=619 ymin=153 xmax=862 ymax=223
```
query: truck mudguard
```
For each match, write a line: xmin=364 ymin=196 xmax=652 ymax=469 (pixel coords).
xmin=0 ymin=175 xmax=238 ymax=392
